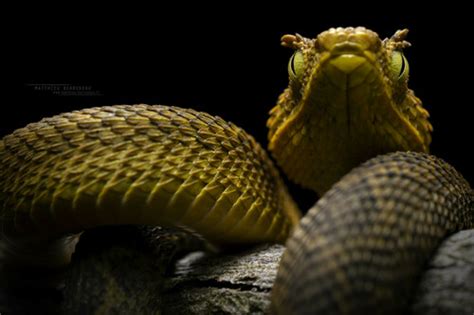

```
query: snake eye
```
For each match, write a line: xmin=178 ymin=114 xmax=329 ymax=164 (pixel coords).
xmin=288 ymin=50 xmax=304 ymax=80
xmin=389 ymin=51 xmax=409 ymax=81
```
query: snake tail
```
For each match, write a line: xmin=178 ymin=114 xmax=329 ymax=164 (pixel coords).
xmin=271 ymin=152 xmax=473 ymax=315
xmin=0 ymin=105 xmax=301 ymax=268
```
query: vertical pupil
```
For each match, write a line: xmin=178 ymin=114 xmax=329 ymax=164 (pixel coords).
xmin=399 ymin=54 xmax=406 ymax=77
xmin=290 ymin=54 xmax=296 ymax=74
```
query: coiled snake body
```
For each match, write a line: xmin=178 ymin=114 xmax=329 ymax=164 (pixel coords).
xmin=1 ymin=27 xmax=473 ymax=314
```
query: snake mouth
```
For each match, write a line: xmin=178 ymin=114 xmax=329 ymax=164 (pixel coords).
xmin=295 ymin=36 xmax=397 ymax=146
xmin=318 ymin=43 xmax=379 ymax=91
xmin=326 ymin=54 xmax=374 ymax=90
xmin=302 ymin=47 xmax=383 ymax=116
xmin=310 ymin=27 xmax=383 ymax=93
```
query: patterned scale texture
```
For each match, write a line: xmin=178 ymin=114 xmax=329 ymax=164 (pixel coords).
xmin=0 ymin=105 xmax=300 ymax=251
xmin=271 ymin=152 xmax=473 ymax=315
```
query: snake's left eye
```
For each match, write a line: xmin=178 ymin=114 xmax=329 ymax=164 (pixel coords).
xmin=288 ymin=51 xmax=304 ymax=80
xmin=389 ymin=51 xmax=409 ymax=81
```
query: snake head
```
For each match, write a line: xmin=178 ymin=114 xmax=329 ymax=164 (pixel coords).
xmin=268 ymin=27 xmax=432 ymax=194
xmin=281 ymin=27 xmax=419 ymax=116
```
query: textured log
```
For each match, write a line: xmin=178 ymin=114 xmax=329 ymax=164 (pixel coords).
xmin=0 ymin=226 xmax=206 ymax=315
xmin=412 ymin=229 xmax=474 ymax=315
xmin=161 ymin=244 xmax=282 ymax=314
xmin=0 ymin=228 xmax=473 ymax=314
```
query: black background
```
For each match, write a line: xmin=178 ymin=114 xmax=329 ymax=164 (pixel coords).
xmin=10 ymin=6 xmax=473 ymax=211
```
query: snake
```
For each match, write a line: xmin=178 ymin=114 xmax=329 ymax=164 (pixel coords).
xmin=1 ymin=27 xmax=472 ymax=314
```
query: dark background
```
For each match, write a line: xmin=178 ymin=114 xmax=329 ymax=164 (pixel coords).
xmin=9 ymin=6 xmax=473 ymax=211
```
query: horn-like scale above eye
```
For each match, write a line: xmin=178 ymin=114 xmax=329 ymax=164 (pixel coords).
xmin=288 ymin=51 xmax=304 ymax=80
xmin=389 ymin=51 xmax=409 ymax=81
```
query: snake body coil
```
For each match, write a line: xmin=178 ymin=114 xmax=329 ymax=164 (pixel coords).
xmin=0 ymin=105 xmax=300 ymax=268
xmin=0 ymin=27 xmax=473 ymax=314
xmin=271 ymin=152 xmax=473 ymax=314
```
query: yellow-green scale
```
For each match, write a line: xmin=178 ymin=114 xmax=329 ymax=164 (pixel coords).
xmin=0 ymin=105 xmax=301 ymax=268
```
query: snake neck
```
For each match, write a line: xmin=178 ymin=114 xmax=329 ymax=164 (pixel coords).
xmin=267 ymin=27 xmax=432 ymax=195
